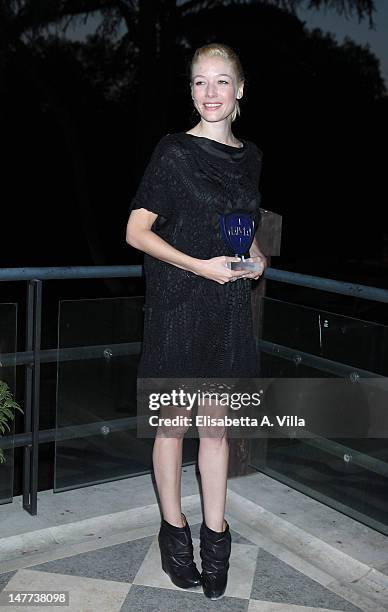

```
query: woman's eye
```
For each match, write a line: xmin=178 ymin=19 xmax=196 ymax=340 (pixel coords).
xmin=194 ymin=80 xmax=229 ymax=86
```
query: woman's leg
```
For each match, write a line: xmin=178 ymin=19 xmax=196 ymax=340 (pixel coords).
xmin=152 ymin=404 xmax=192 ymax=527
xmin=197 ymin=399 xmax=229 ymax=532
xmin=153 ymin=408 xmax=202 ymax=589
xmin=198 ymin=436 xmax=229 ymax=532
xmin=197 ymin=398 xmax=231 ymax=599
xmin=152 ymin=435 xmax=185 ymax=527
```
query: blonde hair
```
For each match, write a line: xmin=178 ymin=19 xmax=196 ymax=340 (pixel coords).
xmin=190 ymin=42 xmax=245 ymax=123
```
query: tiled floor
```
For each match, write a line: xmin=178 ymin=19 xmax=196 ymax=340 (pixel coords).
xmin=0 ymin=520 xmax=367 ymax=612
xmin=1 ymin=468 xmax=387 ymax=612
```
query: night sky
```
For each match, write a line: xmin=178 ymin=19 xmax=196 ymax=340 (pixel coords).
xmin=296 ymin=0 xmax=388 ymax=88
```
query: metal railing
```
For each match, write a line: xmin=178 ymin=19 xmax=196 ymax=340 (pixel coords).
xmin=1 ymin=265 xmax=388 ymax=515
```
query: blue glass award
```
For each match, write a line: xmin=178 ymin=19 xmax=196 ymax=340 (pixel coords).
xmin=219 ymin=211 xmax=261 ymax=271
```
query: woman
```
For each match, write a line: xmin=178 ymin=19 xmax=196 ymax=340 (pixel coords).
xmin=126 ymin=42 xmax=266 ymax=600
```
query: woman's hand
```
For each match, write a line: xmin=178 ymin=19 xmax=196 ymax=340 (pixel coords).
xmin=193 ymin=256 xmax=248 ymax=284
xmin=240 ymin=254 xmax=267 ymax=280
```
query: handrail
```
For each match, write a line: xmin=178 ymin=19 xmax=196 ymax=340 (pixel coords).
xmin=265 ymin=268 xmax=388 ymax=303
xmin=0 ymin=265 xmax=143 ymax=281
xmin=1 ymin=265 xmax=387 ymax=304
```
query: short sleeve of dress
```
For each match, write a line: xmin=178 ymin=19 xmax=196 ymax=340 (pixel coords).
xmin=129 ymin=135 xmax=176 ymax=220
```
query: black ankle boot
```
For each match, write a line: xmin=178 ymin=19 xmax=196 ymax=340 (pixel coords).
xmin=200 ymin=520 xmax=231 ymax=600
xmin=158 ymin=513 xmax=201 ymax=589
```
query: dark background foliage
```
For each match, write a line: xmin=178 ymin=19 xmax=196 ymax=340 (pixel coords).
xmin=1 ymin=0 xmax=387 ymax=275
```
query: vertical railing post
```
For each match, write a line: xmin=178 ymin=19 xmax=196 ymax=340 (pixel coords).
xmin=22 ymin=282 xmax=33 ymax=510
xmin=22 ymin=279 xmax=42 ymax=515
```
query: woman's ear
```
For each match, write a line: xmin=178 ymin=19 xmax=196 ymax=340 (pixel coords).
xmin=237 ymin=81 xmax=244 ymax=100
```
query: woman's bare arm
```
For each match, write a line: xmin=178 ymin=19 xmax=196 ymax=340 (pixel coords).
xmin=126 ymin=208 xmax=201 ymax=273
xmin=126 ymin=208 xmax=247 ymax=285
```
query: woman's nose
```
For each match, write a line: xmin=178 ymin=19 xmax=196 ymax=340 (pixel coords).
xmin=206 ymin=83 xmax=217 ymax=96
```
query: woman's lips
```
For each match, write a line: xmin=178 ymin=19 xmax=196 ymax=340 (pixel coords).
xmin=203 ymin=103 xmax=223 ymax=110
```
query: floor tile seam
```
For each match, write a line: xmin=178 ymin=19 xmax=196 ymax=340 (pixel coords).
xmin=226 ymin=491 xmax=388 ymax=610
xmin=0 ymin=487 xmax=201 ymax=539
xmin=0 ymin=511 xmax=205 ymax=573
xmin=0 ymin=495 xmax=202 ymax=558
xmin=229 ymin=474 xmax=388 ymax=545
xmin=229 ymin=492 xmax=387 ymax=612
xmin=227 ymin=489 xmax=388 ymax=584
xmin=324 ymin=577 xmax=388 ymax=612
xmin=224 ymin=512 xmax=378 ymax=612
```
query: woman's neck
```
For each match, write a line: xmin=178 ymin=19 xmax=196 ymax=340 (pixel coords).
xmin=188 ymin=122 xmax=241 ymax=148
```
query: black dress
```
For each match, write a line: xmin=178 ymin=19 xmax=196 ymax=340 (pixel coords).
xmin=129 ymin=131 xmax=263 ymax=378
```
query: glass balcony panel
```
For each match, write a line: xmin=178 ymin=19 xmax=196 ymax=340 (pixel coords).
xmin=261 ymin=297 xmax=388 ymax=374
xmin=54 ymin=296 xmax=197 ymax=492
xmin=251 ymin=436 xmax=388 ymax=535
xmin=0 ymin=303 xmax=17 ymax=504
xmin=252 ymin=297 xmax=388 ymax=534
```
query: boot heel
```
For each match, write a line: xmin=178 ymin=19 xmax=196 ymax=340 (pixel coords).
xmin=158 ymin=513 xmax=201 ymax=589
xmin=160 ymin=552 xmax=173 ymax=579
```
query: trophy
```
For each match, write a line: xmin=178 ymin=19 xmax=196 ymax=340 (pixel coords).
xmin=219 ymin=211 xmax=261 ymax=271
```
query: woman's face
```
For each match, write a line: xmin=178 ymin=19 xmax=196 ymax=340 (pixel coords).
xmin=191 ymin=56 xmax=243 ymax=124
